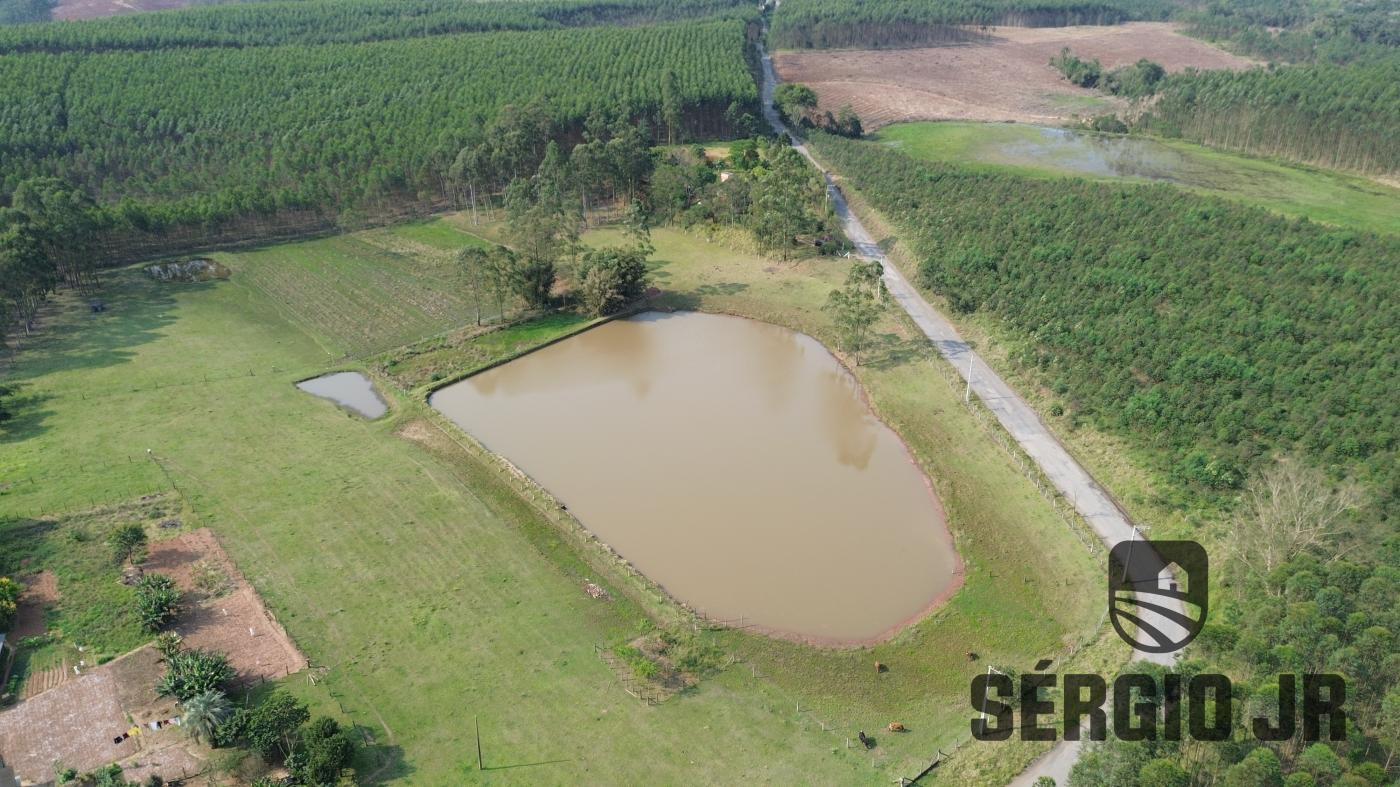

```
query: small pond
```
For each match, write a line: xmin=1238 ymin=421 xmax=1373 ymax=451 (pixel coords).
xmin=297 ymin=372 xmax=388 ymax=419
xmin=429 ymin=312 xmax=958 ymax=643
xmin=995 ymin=125 xmax=1198 ymax=183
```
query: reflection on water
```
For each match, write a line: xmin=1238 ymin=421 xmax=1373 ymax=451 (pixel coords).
xmin=430 ymin=312 xmax=957 ymax=642
xmin=296 ymin=371 xmax=387 ymax=419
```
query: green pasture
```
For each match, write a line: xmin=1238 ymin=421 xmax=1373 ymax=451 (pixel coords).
xmin=877 ymin=121 xmax=1400 ymax=235
xmin=0 ymin=217 xmax=1115 ymax=783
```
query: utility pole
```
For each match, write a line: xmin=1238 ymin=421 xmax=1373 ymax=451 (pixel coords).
xmin=1121 ymin=525 xmax=1140 ymax=584
xmin=964 ymin=352 xmax=975 ymax=403
xmin=979 ymin=665 xmax=1007 ymax=725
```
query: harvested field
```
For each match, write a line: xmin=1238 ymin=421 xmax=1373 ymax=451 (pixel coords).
xmin=52 ymin=0 xmax=189 ymax=21
xmin=144 ymin=528 xmax=307 ymax=685
xmin=773 ymin=23 xmax=1255 ymax=127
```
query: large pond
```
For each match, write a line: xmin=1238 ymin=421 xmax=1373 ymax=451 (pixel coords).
xmin=430 ymin=312 xmax=958 ymax=643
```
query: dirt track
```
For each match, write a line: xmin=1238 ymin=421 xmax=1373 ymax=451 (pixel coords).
xmin=774 ymin=23 xmax=1255 ymax=127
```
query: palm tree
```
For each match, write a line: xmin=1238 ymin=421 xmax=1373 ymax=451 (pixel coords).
xmin=182 ymin=689 xmax=233 ymax=745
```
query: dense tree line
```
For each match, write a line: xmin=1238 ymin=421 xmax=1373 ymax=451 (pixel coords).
xmin=769 ymin=0 xmax=1171 ymax=49
xmin=1181 ymin=0 xmax=1400 ymax=65
xmin=0 ymin=0 xmax=50 ymax=25
xmin=1137 ymin=56 xmax=1400 ymax=176
xmin=1 ymin=177 xmax=100 ymax=349
xmin=0 ymin=0 xmax=757 ymax=54
xmin=0 ymin=20 xmax=759 ymax=256
xmin=809 ymin=133 xmax=1399 ymax=511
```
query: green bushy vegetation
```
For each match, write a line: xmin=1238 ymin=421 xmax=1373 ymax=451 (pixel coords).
xmin=0 ymin=0 xmax=755 ymax=54
xmin=769 ymin=0 xmax=1172 ymax=49
xmin=0 ymin=0 xmax=49 ymax=25
xmin=1180 ymin=0 xmax=1400 ymax=64
xmin=1050 ymin=48 xmax=1164 ymax=98
xmin=1073 ymin=469 xmax=1400 ymax=785
xmin=810 ymin=132 xmax=1399 ymax=514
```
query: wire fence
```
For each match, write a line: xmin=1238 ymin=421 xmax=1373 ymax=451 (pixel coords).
xmin=922 ymin=339 xmax=1103 ymax=556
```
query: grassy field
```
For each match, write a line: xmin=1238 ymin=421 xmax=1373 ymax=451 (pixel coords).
xmin=0 ymin=217 xmax=1117 ymax=783
xmin=218 ymin=221 xmax=496 ymax=358
xmin=877 ymin=121 xmax=1400 ymax=235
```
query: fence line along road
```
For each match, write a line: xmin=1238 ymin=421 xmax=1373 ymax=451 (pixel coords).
xmin=756 ymin=24 xmax=1180 ymax=786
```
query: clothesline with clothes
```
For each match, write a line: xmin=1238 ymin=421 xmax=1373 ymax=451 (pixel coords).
xmin=112 ymin=715 xmax=182 ymax=745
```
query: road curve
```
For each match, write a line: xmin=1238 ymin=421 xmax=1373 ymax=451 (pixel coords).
xmin=757 ymin=26 xmax=1178 ymax=787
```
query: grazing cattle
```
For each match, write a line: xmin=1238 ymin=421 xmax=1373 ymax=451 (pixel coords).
xmin=874 ymin=660 xmax=887 ymax=674
xmin=858 ymin=731 xmax=875 ymax=749
xmin=966 ymin=651 xmax=979 ymax=661
xmin=888 ymin=722 xmax=906 ymax=732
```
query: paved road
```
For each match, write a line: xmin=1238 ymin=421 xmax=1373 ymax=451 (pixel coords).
xmin=757 ymin=28 xmax=1179 ymax=787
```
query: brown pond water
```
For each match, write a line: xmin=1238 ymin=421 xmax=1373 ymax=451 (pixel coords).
xmin=429 ymin=312 xmax=957 ymax=643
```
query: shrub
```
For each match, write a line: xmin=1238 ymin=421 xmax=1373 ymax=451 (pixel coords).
xmin=289 ymin=716 xmax=358 ymax=787
xmin=0 ymin=576 xmax=21 ymax=631
xmin=157 ymin=648 xmax=233 ymax=701
xmin=154 ymin=631 xmax=184 ymax=659
xmin=238 ymin=691 xmax=311 ymax=760
xmin=577 ymin=246 xmax=649 ymax=316
xmin=135 ymin=574 xmax=181 ymax=632
xmin=181 ymin=689 xmax=233 ymax=745
xmin=191 ymin=560 xmax=230 ymax=596
xmin=109 ymin=523 xmax=148 ymax=564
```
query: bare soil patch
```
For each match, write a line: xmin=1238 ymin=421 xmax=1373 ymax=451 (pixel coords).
xmin=144 ymin=528 xmax=307 ymax=686
xmin=10 ymin=570 xmax=56 ymax=640
xmin=52 ymin=0 xmax=189 ymax=21
xmin=774 ymin=23 xmax=1255 ymax=127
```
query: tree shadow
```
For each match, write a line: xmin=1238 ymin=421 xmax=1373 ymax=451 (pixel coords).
xmin=0 ymin=388 xmax=54 ymax=445
xmin=860 ymin=333 xmax=930 ymax=371
xmin=694 ymin=282 xmax=749 ymax=297
xmin=0 ymin=517 xmax=57 ymax=574
xmin=358 ymin=741 xmax=412 ymax=785
xmin=3 ymin=270 xmax=194 ymax=384
xmin=645 ymin=258 xmax=674 ymax=282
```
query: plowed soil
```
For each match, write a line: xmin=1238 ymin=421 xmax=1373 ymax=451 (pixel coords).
xmin=773 ymin=23 xmax=1255 ymax=128
xmin=144 ymin=528 xmax=307 ymax=685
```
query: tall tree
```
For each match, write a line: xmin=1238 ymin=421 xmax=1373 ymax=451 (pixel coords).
xmin=823 ymin=260 xmax=886 ymax=365
xmin=11 ymin=178 xmax=100 ymax=292
xmin=1231 ymin=460 xmax=1362 ymax=582
xmin=748 ymin=144 xmax=822 ymax=260
xmin=0 ymin=221 xmax=55 ymax=340
xmin=457 ymin=246 xmax=489 ymax=326
xmin=661 ymin=69 xmax=683 ymax=145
